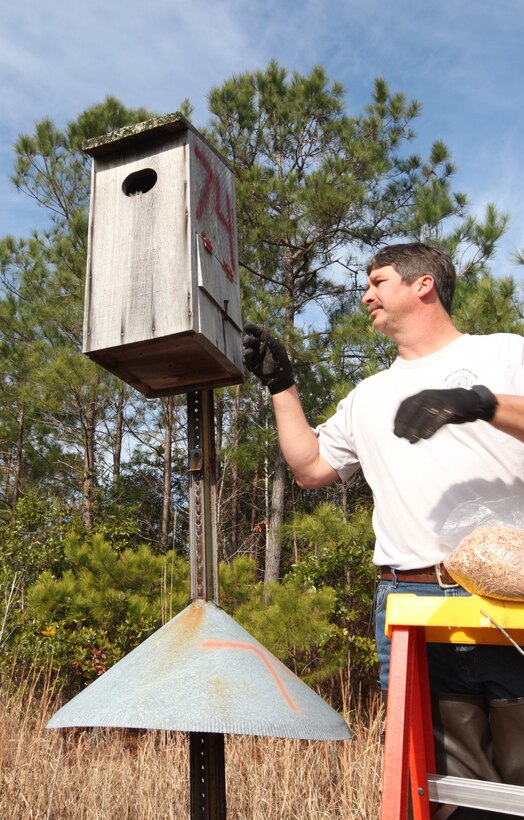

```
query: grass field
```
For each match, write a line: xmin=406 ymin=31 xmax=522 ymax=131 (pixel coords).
xmin=0 ymin=671 xmax=384 ymax=819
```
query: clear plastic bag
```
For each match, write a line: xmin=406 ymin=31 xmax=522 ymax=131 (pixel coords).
xmin=441 ymin=496 xmax=524 ymax=548
xmin=442 ymin=497 xmax=524 ymax=600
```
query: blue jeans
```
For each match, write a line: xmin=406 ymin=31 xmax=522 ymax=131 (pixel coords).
xmin=375 ymin=578 xmax=524 ymax=699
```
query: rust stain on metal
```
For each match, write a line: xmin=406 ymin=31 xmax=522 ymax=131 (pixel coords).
xmin=148 ymin=600 xmax=205 ymax=665
xmin=210 ymin=676 xmax=232 ymax=716
xmin=201 ymin=640 xmax=299 ymax=713
xmin=178 ymin=601 xmax=205 ymax=631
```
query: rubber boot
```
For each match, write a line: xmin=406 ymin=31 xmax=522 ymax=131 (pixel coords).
xmin=431 ymin=694 xmax=503 ymax=820
xmin=450 ymin=699 xmax=524 ymax=819
xmin=490 ymin=697 xmax=524 ymax=786
xmin=431 ymin=693 xmax=501 ymax=782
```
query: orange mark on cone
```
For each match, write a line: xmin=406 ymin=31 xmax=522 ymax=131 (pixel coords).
xmin=201 ymin=640 xmax=299 ymax=713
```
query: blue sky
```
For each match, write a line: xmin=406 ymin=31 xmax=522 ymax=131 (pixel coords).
xmin=2 ymin=0 xmax=523 ymax=277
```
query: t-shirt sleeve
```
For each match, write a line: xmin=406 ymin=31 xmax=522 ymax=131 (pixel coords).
xmin=507 ymin=334 xmax=524 ymax=394
xmin=315 ymin=392 xmax=361 ymax=482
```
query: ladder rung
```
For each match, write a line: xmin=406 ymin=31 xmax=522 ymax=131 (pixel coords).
xmin=427 ymin=774 xmax=524 ymax=816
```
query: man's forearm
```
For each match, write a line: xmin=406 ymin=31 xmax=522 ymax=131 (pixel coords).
xmin=491 ymin=394 xmax=524 ymax=443
xmin=272 ymin=385 xmax=339 ymax=488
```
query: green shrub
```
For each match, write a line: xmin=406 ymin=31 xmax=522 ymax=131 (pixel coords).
xmin=4 ymin=531 xmax=189 ymax=690
xmin=283 ymin=503 xmax=378 ymax=684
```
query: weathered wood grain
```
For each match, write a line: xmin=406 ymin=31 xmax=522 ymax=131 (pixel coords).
xmin=82 ymin=115 xmax=243 ymax=396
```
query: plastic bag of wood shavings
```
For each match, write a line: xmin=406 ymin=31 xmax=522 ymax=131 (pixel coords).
xmin=444 ymin=525 xmax=524 ymax=600
xmin=441 ymin=496 xmax=524 ymax=549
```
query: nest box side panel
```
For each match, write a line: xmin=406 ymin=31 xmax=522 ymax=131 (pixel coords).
xmin=194 ymin=296 xmax=244 ymax=378
xmin=83 ymin=135 xmax=192 ymax=355
xmin=187 ymin=132 xmax=243 ymax=341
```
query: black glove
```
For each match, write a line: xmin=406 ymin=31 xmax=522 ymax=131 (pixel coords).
xmin=242 ymin=322 xmax=295 ymax=395
xmin=394 ymin=385 xmax=498 ymax=443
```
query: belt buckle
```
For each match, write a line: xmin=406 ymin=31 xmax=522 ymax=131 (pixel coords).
xmin=435 ymin=563 xmax=459 ymax=589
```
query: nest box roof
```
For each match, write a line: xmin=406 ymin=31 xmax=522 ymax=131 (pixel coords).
xmin=82 ymin=112 xmax=228 ymax=167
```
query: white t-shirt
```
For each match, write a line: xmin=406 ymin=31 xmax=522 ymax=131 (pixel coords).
xmin=316 ymin=333 xmax=524 ymax=569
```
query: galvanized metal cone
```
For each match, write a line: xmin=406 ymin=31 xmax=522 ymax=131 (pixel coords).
xmin=47 ymin=598 xmax=350 ymax=740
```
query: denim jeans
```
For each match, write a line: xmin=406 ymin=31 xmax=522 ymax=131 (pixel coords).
xmin=375 ymin=577 xmax=524 ymax=698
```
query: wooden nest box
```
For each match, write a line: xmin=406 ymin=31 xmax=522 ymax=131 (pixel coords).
xmin=82 ymin=113 xmax=243 ymax=397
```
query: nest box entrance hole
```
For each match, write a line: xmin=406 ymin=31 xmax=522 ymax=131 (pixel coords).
xmin=122 ymin=168 xmax=158 ymax=196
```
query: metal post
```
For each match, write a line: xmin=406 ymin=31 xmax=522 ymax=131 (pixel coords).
xmin=190 ymin=732 xmax=227 ymax=819
xmin=188 ymin=390 xmax=220 ymax=604
xmin=187 ymin=389 xmax=226 ymax=819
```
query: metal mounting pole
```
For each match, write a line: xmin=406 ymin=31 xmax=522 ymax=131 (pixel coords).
xmin=188 ymin=389 xmax=220 ymax=604
xmin=189 ymin=731 xmax=227 ymax=819
xmin=187 ymin=389 xmax=226 ymax=819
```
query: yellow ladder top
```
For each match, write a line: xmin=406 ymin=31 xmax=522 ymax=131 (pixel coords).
xmin=385 ymin=594 xmax=524 ymax=645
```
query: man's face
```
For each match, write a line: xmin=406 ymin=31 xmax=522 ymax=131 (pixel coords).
xmin=361 ymin=265 xmax=419 ymax=337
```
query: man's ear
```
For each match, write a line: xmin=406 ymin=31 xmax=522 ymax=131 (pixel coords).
xmin=416 ymin=275 xmax=435 ymax=299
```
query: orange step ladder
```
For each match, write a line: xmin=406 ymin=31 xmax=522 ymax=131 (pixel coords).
xmin=380 ymin=595 xmax=524 ymax=819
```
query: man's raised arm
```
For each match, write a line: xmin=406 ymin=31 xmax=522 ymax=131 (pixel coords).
xmin=242 ymin=324 xmax=339 ymax=489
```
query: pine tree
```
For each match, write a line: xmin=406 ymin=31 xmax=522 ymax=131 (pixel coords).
xmin=4 ymin=99 xmax=155 ymax=525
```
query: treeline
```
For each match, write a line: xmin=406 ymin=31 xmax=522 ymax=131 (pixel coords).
xmin=1 ymin=62 xmax=522 ymax=700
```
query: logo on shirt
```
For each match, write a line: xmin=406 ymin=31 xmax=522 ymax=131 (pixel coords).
xmin=445 ymin=368 xmax=477 ymax=389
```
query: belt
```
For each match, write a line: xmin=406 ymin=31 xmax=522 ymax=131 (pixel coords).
xmin=380 ymin=564 xmax=459 ymax=588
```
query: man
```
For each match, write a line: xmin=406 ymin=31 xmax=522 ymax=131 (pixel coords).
xmin=243 ymin=243 xmax=524 ymax=815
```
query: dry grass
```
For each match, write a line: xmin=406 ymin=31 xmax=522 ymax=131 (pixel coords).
xmin=0 ymin=671 xmax=384 ymax=819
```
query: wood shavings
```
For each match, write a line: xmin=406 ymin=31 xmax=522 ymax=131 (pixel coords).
xmin=444 ymin=525 xmax=524 ymax=600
